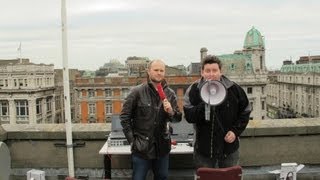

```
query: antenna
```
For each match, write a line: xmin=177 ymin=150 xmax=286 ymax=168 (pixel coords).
xmin=17 ymin=42 xmax=22 ymax=63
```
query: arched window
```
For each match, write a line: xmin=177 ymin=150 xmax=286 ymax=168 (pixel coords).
xmin=246 ymin=63 xmax=251 ymax=71
xmin=230 ymin=63 xmax=236 ymax=71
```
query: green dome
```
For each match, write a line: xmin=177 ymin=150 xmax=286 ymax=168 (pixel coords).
xmin=243 ymin=26 xmax=265 ymax=49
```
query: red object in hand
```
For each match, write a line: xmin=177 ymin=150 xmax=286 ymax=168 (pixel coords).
xmin=171 ymin=140 xmax=177 ymax=145
xmin=156 ymin=83 xmax=166 ymax=101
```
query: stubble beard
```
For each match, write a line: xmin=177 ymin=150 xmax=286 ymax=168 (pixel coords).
xmin=150 ymin=77 xmax=162 ymax=83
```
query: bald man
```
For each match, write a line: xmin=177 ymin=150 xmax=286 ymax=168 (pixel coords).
xmin=120 ymin=60 xmax=182 ymax=180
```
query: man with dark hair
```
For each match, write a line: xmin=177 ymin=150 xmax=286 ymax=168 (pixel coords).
xmin=184 ymin=55 xmax=251 ymax=169
xmin=120 ymin=59 xmax=182 ymax=180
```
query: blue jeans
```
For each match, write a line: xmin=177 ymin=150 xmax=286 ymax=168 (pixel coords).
xmin=132 ymin=154 xmax=169 ymax=180
xmin=194 ymin=150 xmax=239 ymax=169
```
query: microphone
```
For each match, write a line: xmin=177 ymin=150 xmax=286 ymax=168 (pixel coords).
xmin=156 ymin=83 xmax=166 ymax=101
xmin=157 ymin=83 xmax=171 ymax=135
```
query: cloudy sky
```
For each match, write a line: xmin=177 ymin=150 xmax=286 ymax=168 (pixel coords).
xmin=1 ymin=0 xmax=319 ymax=70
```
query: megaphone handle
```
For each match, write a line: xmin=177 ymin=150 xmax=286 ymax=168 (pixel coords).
xmin=205 ymin=85 xmax=211 ymax=121
xmin=205 ymin=104 xmax=210 ymax=121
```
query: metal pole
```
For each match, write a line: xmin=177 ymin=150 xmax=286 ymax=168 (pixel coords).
xmin=18 ymin=42 xmax=22 ymax=63
xmin=61 ymin=0 xmax=75 ymax=177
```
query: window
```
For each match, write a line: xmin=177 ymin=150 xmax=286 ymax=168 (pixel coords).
xmin=16 ymin=100 xmax=29 ymax=116
xmin=261 ymin=101 xmax=265 ymax=110
xmin=19 ymin=79 xmax=23 ymax=86
xmin=89 ymin=103 xmax=96 ymax=116
xmin=230 ymin=64 xmax=236 ymax=71
xmin=250 ymin=102 xmax=254 ymax=110
xmin=261 ymin=87 xmax=264 ymax=94
xmin=308 ymin=95 xmax=312 ymax=102
xmin=247 ymin=87 xmax=253 ymax=94
xmin=55 ymin=96 xmax=61 ymax=110
xmin=246 ymin=63 xmax=251 ymax=71
xmin=71 ymin=109 xmax=75 ymax=121
xmin=105 ymin=89 xmax=112 ymax=97
xmin=36 ymin=99 xmax=42 ymax=114
xmin=0 ymin=101 xmax=9 ymax=116
xmin=122 ymin=88 xmax=130 ymax=98
xmin=88 ymin=90 xmax=95 ymax=98
xmin=105 ymin=100 xmax=112 ymax=114
xmin=46 ymin=97 xmax=52 ymax=113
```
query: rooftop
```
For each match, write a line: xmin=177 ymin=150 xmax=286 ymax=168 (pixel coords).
xmin=1 ymin=118 xmax=320 ymax=179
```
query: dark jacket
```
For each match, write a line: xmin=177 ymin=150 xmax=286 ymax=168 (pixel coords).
xmin=120 ymin=80 xmax=182 ymax=159
xmin=183 ymin=75 xmax=251 ymax=159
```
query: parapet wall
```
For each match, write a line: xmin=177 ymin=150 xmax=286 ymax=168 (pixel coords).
xmin=1 ymin=118 xmax=319 ymax=179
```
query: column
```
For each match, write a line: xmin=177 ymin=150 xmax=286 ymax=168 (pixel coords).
xmin=42 ymin=98 xmax=47 ymax=123
xmin=28 ymin=98 xmax=37 ymax=124
xmin=51 ymin=96 xmax=56 ymax=123
xmin=9 ymin=99 xmax=16 ymax=124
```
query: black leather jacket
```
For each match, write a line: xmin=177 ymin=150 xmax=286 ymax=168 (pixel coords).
xmin=120 ymin=80 xmax=182 ymax=159
xmin=184 ymin=76 xmax=251 ymax=159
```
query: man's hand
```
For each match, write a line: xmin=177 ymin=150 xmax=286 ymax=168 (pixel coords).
xmin=163 ymin=99 xmax=174 ymax=116
xmin=224 ymin=131 xmax=236 ymax=143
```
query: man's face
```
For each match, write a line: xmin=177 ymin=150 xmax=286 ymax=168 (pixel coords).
xmin=201 ymin=63 xmax=222 ymax=81
xmin=148 ymin=61 xmax=165 ymax=83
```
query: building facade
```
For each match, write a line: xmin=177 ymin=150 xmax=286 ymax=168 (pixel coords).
xmin=267 ymin=56 xmax=320 ymax=118
xmin=73 ymin=75 xmax=199 ymax=123
xmin=0 ymin=59 xmax=57 ymax=124
xmin=125 ymin=56 xmax=150 ymax=77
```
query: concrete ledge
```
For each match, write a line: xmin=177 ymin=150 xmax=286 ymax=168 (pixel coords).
xmin=2 ymin=123 xmax=110 ymax=140
xmin=2 ymin=119 xmax=320 ymax=140
xmin=243 ymin=118 xmax=320 ymax=136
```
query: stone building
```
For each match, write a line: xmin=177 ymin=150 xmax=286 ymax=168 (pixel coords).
xmin=96 ymin=59 xmax=128 ymax=77
xmin=267 ymin=56 xmax=320 ymax=118
xmin=0 ymin=59 xmax=57 ymax=124
xmin=187 ymin=62 xmax=201 ymax=75
xmin=125 ymin=56 xmax=150 ymax=77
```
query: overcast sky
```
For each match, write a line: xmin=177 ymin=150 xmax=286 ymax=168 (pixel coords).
xmin=1 ymin=0 xmax=319 ymax=70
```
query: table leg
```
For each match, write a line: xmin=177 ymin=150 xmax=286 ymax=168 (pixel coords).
xmin=104 ymin=154 xmax=111 ymax=179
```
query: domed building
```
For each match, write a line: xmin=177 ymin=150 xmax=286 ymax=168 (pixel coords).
xmin=200 ymin=26 xmax=268 ymax=120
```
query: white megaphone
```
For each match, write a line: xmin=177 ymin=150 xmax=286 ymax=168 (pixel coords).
xmin=199 ymin=80 xmax=227 ymax=121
